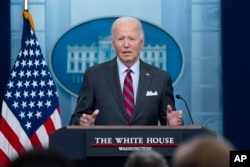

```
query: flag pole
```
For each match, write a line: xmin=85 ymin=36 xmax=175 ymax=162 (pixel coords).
xmin=24 ymin=0 xmax=28 ymax=11
xmin=22 ymin=0 xmax=35 ymax=32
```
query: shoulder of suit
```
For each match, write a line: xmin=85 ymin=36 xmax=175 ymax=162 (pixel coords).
xmin=141 ymin=61 xmax=169 ymax=75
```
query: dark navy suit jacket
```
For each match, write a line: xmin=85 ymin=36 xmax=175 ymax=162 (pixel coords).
xmin=70 ymin=58 xmax=175 ymax=125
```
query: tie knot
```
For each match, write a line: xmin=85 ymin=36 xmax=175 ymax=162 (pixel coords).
xmin=126 ymin=69 xmax=132 ymax=74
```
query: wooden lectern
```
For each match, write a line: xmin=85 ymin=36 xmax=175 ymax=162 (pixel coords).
xmin=49 ymin=126 xmax=216 ymax=167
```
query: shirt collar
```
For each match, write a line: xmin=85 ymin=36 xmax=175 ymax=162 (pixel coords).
xmin=117 ymin=57 xmax=140 ymax=74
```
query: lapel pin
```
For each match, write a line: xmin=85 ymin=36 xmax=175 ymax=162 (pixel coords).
xmin=145 ymin=73 xmax=150 ymax=76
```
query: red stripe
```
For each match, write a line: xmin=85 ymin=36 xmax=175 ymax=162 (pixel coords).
xmin=56 ymin=107 xmax=61 ymax=115
xmin=124 ymin=102 xmax=134 ymax=112
xmin=0 ymin=117 xmax=25 ymax=154
xmin=123 ymin=91 xmax=134 ymax=100
xmin=30 ymin=113 xmax=57 ymax=148
xmin=0 ymin=149 xmax=10 ymax=167
xmin=30 ymin=133 xmax=42 ymax=148
xmin=44 ymin=116 xmax=56 ymax=135
xmin=91 ymin=143 xmax=179 ymax=147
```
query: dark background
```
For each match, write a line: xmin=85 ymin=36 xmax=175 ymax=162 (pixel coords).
xmin=1 ymin=1 xmax=250 ymax=150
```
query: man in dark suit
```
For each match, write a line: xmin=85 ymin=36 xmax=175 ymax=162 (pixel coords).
xmin=70 ymin=16 xmax=183 ymax=126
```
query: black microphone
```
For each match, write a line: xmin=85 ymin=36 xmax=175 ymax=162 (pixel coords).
xmin=176 ymin=94 xmax=194 ymax=125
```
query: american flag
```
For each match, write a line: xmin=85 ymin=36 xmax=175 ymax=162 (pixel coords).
xmin=0 ymin=11 xmax=61 ymax=166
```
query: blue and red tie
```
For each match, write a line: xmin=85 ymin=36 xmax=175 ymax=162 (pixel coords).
xmin=123 ymin=69 xmax=134 ymax=121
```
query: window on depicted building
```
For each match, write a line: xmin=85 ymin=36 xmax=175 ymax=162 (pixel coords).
xmin=78 ymin=62 xmax=82 ymax=71
xmin=159 ymin=62 xmax=163 ymax=69
xmin=159 ymin=52 xmax=163 ymax=58
xmin=70 ymin=62 xmax=74 ymax=71
xmin=86 ymin=62 xmax=90 ymax=68
xmin=71 ymin=52 xmax=74 ymax=59
xmin=79 ymin=52 xmax=82 ymax=58
xmin=152 ymin=52 xmax=155 ymax=58
xmin=144 ymin=52 xmax=147 ymax=58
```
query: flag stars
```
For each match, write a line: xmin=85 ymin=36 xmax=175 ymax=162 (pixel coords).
xmin=7 ymin=81 xmax=14 ymax=89
xmin=34 ymin=60 xmax=40 ymax=67
xmin=39 ymin=80 xmax=46 ymax=87
xmin=29 ymin=49 xmax=34 ymax=56
xmin=21 ymin=101 xmax=27 ymax=108
xmin=16 ymin=81 xmax=23 ymax=88
xmin=10 ymin=71 xmax=17 ymax=78
xmin=25 ymin=39 xmax=30 ymax=46
xmin=47 ymin=80 xmax=54 ymax=87
xmin=25 ymin=121 xmax=31 ymax=129
xmin=28 ymin=101 xmax=35 ymax=109
xmin=38 ymin=90 xmax=45 ymax=98
xmin=27 ymin=60 xmax=33 ymax=67
xmin=40 ymin=70 xmax=47 ymax=77
xmin=36 ymin=40 xmax=39 ymax=46
xmin=15 ymin=61 xmax=20 ymax=68
xmin=14 ymin=91 xmax=21 ymax=99
xmin=55 ymin=91 xmax=58 ymax=97
xmin=5 ymin=91 xmax=12 ymax=99
xmin=21 ymin=60 xmax=27 ymax=67
xmin=35 ymin=111 xmax=42 ymax=119
xmin=37 ymin=101 xmax=43 ymax=108
xmin=18 ymin=50 xmax=22 ymax=57
xmin=23 ymin=49 xmax=29 ymax=57
xmin=12 ymin=101 xmax=19 ymax=108
xmin=47 ymin=90 xmax=53 ymax=97
xmin=30 ymin=39 xmax=35 ymax=46
xmin=23 ymin=91 xmax=29 ymax=98
xmin=33 ymin=70 xmax=39 ymax=77
xmin=30 ymin=29 xmax=34 ymax=35
xmin=45 ymin=100 xmax=52 ymax=108
xmin=19 ymin=111 xmax=25 ymax=119
xmin=30 ymin=90 xmax=36 ymax=98
xmin=26 ymin=70 xmax=32 ymax=78
xmin=18 ymin=70 xmax=25 ymax=78
xmin=31 ymin=80 xmax=38 ymax=88
xmin=41 ymin=60 xmax=46 ymax=66
xmin=35 ymin=49 xmax=40 ymax=56
xmin=27 ymin=111 xmax=33 ymax=119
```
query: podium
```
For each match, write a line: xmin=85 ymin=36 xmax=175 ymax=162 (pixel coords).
xmin=49 ymin=126 xmax=216 ymax=167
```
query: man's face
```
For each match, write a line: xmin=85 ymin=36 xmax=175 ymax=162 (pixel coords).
xmin=112 ymin=21 xmax=144 ymax=67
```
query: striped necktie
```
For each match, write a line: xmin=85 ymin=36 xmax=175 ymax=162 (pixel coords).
xmin=123 ymin=69 xmax=134 ymax=121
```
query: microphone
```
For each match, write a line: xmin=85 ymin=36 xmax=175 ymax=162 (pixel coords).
xmin=176 ymin=94 xmax=194 ymax=125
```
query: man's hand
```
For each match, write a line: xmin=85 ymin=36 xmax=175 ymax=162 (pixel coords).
xmin=166 ymin=105 xmax=183 ymax=126
xmin=79 ymin=109 xmax=99 ymax=126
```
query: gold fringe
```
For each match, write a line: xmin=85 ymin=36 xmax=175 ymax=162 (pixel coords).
xmin=22 ymin=10 xmax=36 ymax=32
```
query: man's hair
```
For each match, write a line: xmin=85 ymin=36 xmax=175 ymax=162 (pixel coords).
xmin=111 ymin=16 xmax=144 ymax=38
xmin=9 ymin=148 xmax=72 ymax=167
xmin=172 ymin=135 xmax=236 ymax=167
xmin=124 ymin=150 xmax=169 ymax=167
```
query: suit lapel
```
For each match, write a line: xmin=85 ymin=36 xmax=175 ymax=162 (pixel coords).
xmin=134 ymin=61 xmax=152 ymax=115
xmin=104 ymin=58 xmax=126 ymax=115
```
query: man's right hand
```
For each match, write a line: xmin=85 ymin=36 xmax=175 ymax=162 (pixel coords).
xmin=79 ymin=109 xmax=99 ymax=126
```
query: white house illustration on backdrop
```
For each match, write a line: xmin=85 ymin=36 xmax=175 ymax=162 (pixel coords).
xmin=67 ymin=36 xmax=167 ymax=73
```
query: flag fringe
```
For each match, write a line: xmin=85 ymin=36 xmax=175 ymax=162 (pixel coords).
xmin=22 ymin=10 xmax=35 ymax=32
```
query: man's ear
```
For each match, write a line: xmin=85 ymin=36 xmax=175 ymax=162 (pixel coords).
xmin=140 ymin=38 xmax=144 ymax=48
